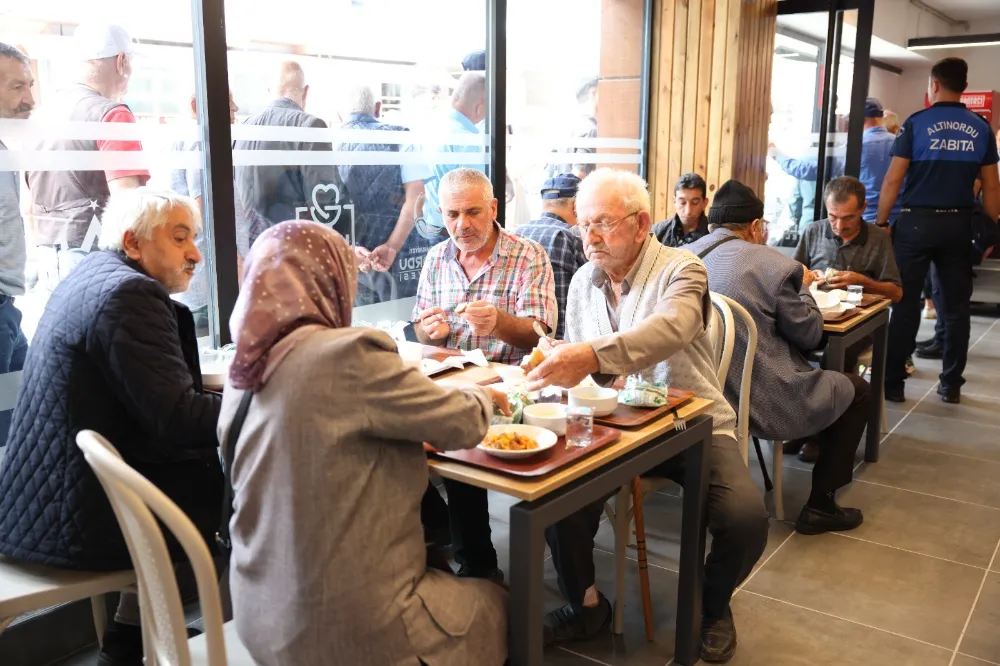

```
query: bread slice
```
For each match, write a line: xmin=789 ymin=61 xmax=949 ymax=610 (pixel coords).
xmin=520 ymin=347 xmax=546 ymax=372
xmin=455 ymin=303 xmax=468 ymax=314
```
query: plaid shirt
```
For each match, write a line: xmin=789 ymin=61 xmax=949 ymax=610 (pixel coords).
xmin=413 ymin=224 xmax=557 ymax=364
xmin=516 ymin=213 xmax=587 ymax=339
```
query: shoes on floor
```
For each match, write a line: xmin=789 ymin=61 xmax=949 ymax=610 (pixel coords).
xmin=782 ymin=438 xmax=808 ymax=455
xmin=922 ymin=307 xmax=937 ymax=320
xmin=937 ymin=384 xmax=961 ymax=404
xmin=798 ymin=440 xmax=820 ymax=464
xmin=700 ymin=606 xmax=738 ymax=663
xmin=542 ymin=593 xmax=612 ymax=647
xmin=795 ymin=504 xmax=864 ymax=535
xmin=915 ymin=337 xmax=937 ymax=350
xmin=916 ymin=342 xmax=943 ymax=360
xmin=456 ymin=565 xmax=505 ymax=585
xmin=904 ymin=356 xmax=916 ymax=376
xmin=97 ymin=622 xmax=143 ymax=666
xmin=884 ymin=384 xmax=905 ymax=403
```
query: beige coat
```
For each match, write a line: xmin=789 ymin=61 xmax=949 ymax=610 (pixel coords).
xmin=217 ymin=327 xmax=508 ymax=666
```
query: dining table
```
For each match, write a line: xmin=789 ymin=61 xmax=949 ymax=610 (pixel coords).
xmin=424 ymin=354 xmax=716 ymax=666
xmin=821 ymin=296 xmax=891 ymax=462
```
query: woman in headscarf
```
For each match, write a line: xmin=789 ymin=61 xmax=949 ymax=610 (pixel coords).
xmin=218 ymin=221 xmax=509 ymax=666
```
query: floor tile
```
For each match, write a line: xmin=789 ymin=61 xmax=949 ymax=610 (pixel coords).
xmin=958 ymin=572 xmax=1000 ymax=664
xmin=856 ymin=435 xmax=1000 ymax=509
xmin=836 ymin=480 xmax=1000 ymax=568
xmin=952 ymin=654 xmax=1000 ymax=666
xmin=727 ymin=591 xmax=952 ymax=666
xmin=914 ymin=393 xmax=1000 ymax=429
xmin=745 ymin=532 xmax=984 ymax=647
xmin=890 ymin=412 xmax=1000 ymax=464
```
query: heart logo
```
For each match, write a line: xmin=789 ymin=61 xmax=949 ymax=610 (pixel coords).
xmin=311 ymin=183 xmax=341 ymax=221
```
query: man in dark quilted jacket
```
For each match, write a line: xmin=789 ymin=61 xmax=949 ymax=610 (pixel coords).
xmin=0 ymin=187 xmax=223 ymax=665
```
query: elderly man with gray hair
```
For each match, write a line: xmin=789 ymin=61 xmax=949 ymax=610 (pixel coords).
xmin=0 ymin=188 xmax=224 ymax=665
xmin=337 ymin=84 xmax=431 ymax=305
xmin=525 ymin=168 xmax=768 ymax=664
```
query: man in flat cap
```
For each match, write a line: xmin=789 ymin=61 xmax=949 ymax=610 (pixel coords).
xmin=525 ymin=169 xmax=768 ymax=664
xmin=687 ymin=180 xmax=870 ymax=536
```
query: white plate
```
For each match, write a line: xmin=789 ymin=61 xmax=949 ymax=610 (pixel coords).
xmin=201 ymin=362 xmax=230 ymax=391
xmin=477 ymin=424 xmax=558 ymax=459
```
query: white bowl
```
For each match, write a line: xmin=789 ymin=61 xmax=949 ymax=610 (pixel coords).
xmin=201 ymin=362 xmax=229 ymax=391
xmin=477 ymin=424 xmax=558 ymax=459
xmin=811 ymin=289 xmax=841 ymax=310
xmin=568 ymin=386 xmax=619 ymax=417
xmin=523 ymin=403 xmax=568 ymax=436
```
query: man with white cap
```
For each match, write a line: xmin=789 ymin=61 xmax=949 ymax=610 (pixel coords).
xmin=27 ymin=23 xmax=148 ymax=289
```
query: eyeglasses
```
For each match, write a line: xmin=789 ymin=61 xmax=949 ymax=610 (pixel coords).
xmin=579 ymin=211 xmax=638 ymax=235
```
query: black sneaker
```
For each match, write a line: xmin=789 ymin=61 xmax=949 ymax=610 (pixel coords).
xmin=542 ymin=593 xmax=612 ymax=647
xmin=456 ymin=565 xmax=505 ymax=585
xmin=916 ymin=342 xmax=943 ymax=359
xmin=884 ymin=384 xmax=905 ymax=403
xmin=97 ymin=622 xmax=143 ymax=666
xmin=915 ymin=337 xmax=937 ymax=350
xmin=782 ymin=438 xmax=808 ymax=455
xmin=937 ymin=384 xmax=961 ymax=404
xmin=795 ymin=504 xmax=864 ymax=535
xmin=700 ymin=607 xmax=737 ymax=663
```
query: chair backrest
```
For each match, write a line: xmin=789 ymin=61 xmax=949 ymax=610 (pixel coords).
xmin=708 ymin=292 xmax=736 ymax=386
xmin=76 ymin=431 xmax=227 ymax=666
xmin=713 ymin=294 xmax=758 ymax=462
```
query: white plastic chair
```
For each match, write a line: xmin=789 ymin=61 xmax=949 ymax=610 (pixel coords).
xmin=603 ymin=292 xmax=756 ymax=636
xmin=75 ymin=430 xmax=248 ymax=666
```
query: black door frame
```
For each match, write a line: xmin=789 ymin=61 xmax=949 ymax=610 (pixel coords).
xmin=777 ymin=0 xmax=875 ymax=218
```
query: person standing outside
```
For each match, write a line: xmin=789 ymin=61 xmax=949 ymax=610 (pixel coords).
xmin=651 ymin=172 xmax=711 ymax=247
xmin=27 ymin=23 xmax=149 ymax=287
xmin=0 ymin=43 xmax=34 ymax=445
xmin=877 ymin=57 xmax=1000 ymax=404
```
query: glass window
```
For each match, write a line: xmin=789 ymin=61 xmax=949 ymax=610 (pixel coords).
xmin=0 ymin=9 xmax=212 ymax=444
xmin=224 ymin=0 xmax=489 ymax=328
xmin=506 ymin=0 xmax=647 ymax=229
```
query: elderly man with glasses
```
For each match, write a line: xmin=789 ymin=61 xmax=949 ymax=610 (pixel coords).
xmin=525 ymin=169 xmax=768 ymax=664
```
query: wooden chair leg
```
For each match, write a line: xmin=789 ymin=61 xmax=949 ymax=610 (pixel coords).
xmin=631 ymin=478 xmax=654 ymax=641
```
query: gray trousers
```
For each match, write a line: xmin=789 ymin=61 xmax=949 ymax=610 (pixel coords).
xmin=547 ymin=434 xmax=769 ymax=620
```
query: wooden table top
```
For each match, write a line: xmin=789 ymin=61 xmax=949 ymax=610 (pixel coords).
xmin=427 ymin=395 xmax=714 ymax=502
xmin=823 ymin=298 xmax=891 ymax=334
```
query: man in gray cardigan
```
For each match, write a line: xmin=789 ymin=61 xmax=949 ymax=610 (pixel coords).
xmin=526 ymin=169 xmax=768 ymax=664
xmin=686 ymin=180 xmax=870 ymax=538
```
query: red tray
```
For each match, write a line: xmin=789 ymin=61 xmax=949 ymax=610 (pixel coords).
xmin=426 ymin=425 xmax=621 ymax=477
xmin=563 ymin=387 xmax=695 ymax=429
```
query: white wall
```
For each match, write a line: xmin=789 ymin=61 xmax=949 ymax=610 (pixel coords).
xmin=955 ymin=19 xmax=1000 ymax=98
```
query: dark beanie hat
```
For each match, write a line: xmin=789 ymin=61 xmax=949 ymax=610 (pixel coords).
xmin=707 ymin=179 xmax=764 ymax=226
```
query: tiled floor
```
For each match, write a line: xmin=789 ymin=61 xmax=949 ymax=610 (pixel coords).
xmin=49 ymin=312 xmax=1000 ymax=666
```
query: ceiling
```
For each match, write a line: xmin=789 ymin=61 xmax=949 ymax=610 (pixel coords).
xmin=920 ymin=0 xmax=1000 ymax=23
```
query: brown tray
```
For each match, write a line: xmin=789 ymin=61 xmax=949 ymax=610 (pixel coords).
xmin=426 ymin=425 xmax=622 ymax=477
xmin=562 ymin=386 xmax=695 ymax=429
xmin=420 ymin=345 xmax=501 ymax=386
xmin=821 ymin=293 xmax=887 ymax=322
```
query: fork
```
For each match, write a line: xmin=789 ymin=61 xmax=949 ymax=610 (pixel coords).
xmin=669 ymin=406 xmax=687 ymax=431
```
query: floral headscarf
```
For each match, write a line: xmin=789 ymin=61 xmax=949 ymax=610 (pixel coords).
xmin=228 ymin=221 xmax=357 ymax=392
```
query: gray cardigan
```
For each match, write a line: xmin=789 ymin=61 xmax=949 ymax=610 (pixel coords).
xmin=686 ymin=228 xmax=854 ymax=440
xmin=218 ymin=327 xmax=507 ymax=666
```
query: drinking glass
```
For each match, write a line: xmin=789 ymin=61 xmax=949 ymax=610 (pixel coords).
xmin=566 ymin=406 xmax=594 ymax=448
xmin=846 ymin=285 xmax=863 ymax=305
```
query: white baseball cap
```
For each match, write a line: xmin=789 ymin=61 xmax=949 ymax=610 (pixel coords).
xmin=72 ymin=23 xmax=135 ymax=60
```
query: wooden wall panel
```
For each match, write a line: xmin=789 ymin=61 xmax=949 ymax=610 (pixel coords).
xmin=647 ymin=0 xmax=777 ymax=221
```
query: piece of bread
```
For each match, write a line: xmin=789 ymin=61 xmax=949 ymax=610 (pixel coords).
xmin=520 ymin=347 xmax=546 ymax=372
xmin=455 ymin=303 xmax=468 ymax=314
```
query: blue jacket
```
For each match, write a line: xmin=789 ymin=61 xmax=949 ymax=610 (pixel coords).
xmin=0 ymin=251 xmax=223 ymax=570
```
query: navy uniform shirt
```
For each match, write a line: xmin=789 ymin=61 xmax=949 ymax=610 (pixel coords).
xmin=892 ymin=102 xmax=999 ymax=209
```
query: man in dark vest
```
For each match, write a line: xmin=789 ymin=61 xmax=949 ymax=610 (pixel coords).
xmin=336 ymin=84 xmax=431 ymax=306
xmin=27 ymin=23 xmax=149 ymax=289
xmin=233 ymin=60 xmax=353 ymax=256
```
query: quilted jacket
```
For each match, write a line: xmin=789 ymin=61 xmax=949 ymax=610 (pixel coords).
xmin=0 ymin=250 xmax=223 ymax=570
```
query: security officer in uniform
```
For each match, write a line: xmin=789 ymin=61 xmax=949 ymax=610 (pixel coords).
xmin=877 ymin=57 xmax=1000 ymax=404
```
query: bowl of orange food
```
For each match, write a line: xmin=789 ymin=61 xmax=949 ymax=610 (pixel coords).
xmin=477 ymin=425 xmax=558 ymax=460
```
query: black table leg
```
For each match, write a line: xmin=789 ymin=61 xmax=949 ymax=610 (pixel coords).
xmin=866 ymin=316 xmax=889 ymax=462
xmin=674 ymin=430 xmax=710 ymax=665
xmin=825 ymin=335 xmax=847 ymax=373
xmin=509 ymin=503 xmax=546 ymax=666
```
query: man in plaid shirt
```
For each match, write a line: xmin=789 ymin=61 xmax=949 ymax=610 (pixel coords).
xmin=412 ymin=167 xmax=556 ymax=581
xmin=413 ymin=170 xmax=557 ymax=365
xmin=516 ymin=174 xmax=587 ymax=339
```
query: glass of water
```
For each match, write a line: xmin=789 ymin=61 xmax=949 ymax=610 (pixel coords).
xmin=566 ymin=406 xmax=594 ymax=448
xmin=846 ymin=285 xmax=864 ymax=305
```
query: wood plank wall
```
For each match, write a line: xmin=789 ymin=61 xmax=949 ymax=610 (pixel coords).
xmin=647 ymin=0 xmax=777 ymax=221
